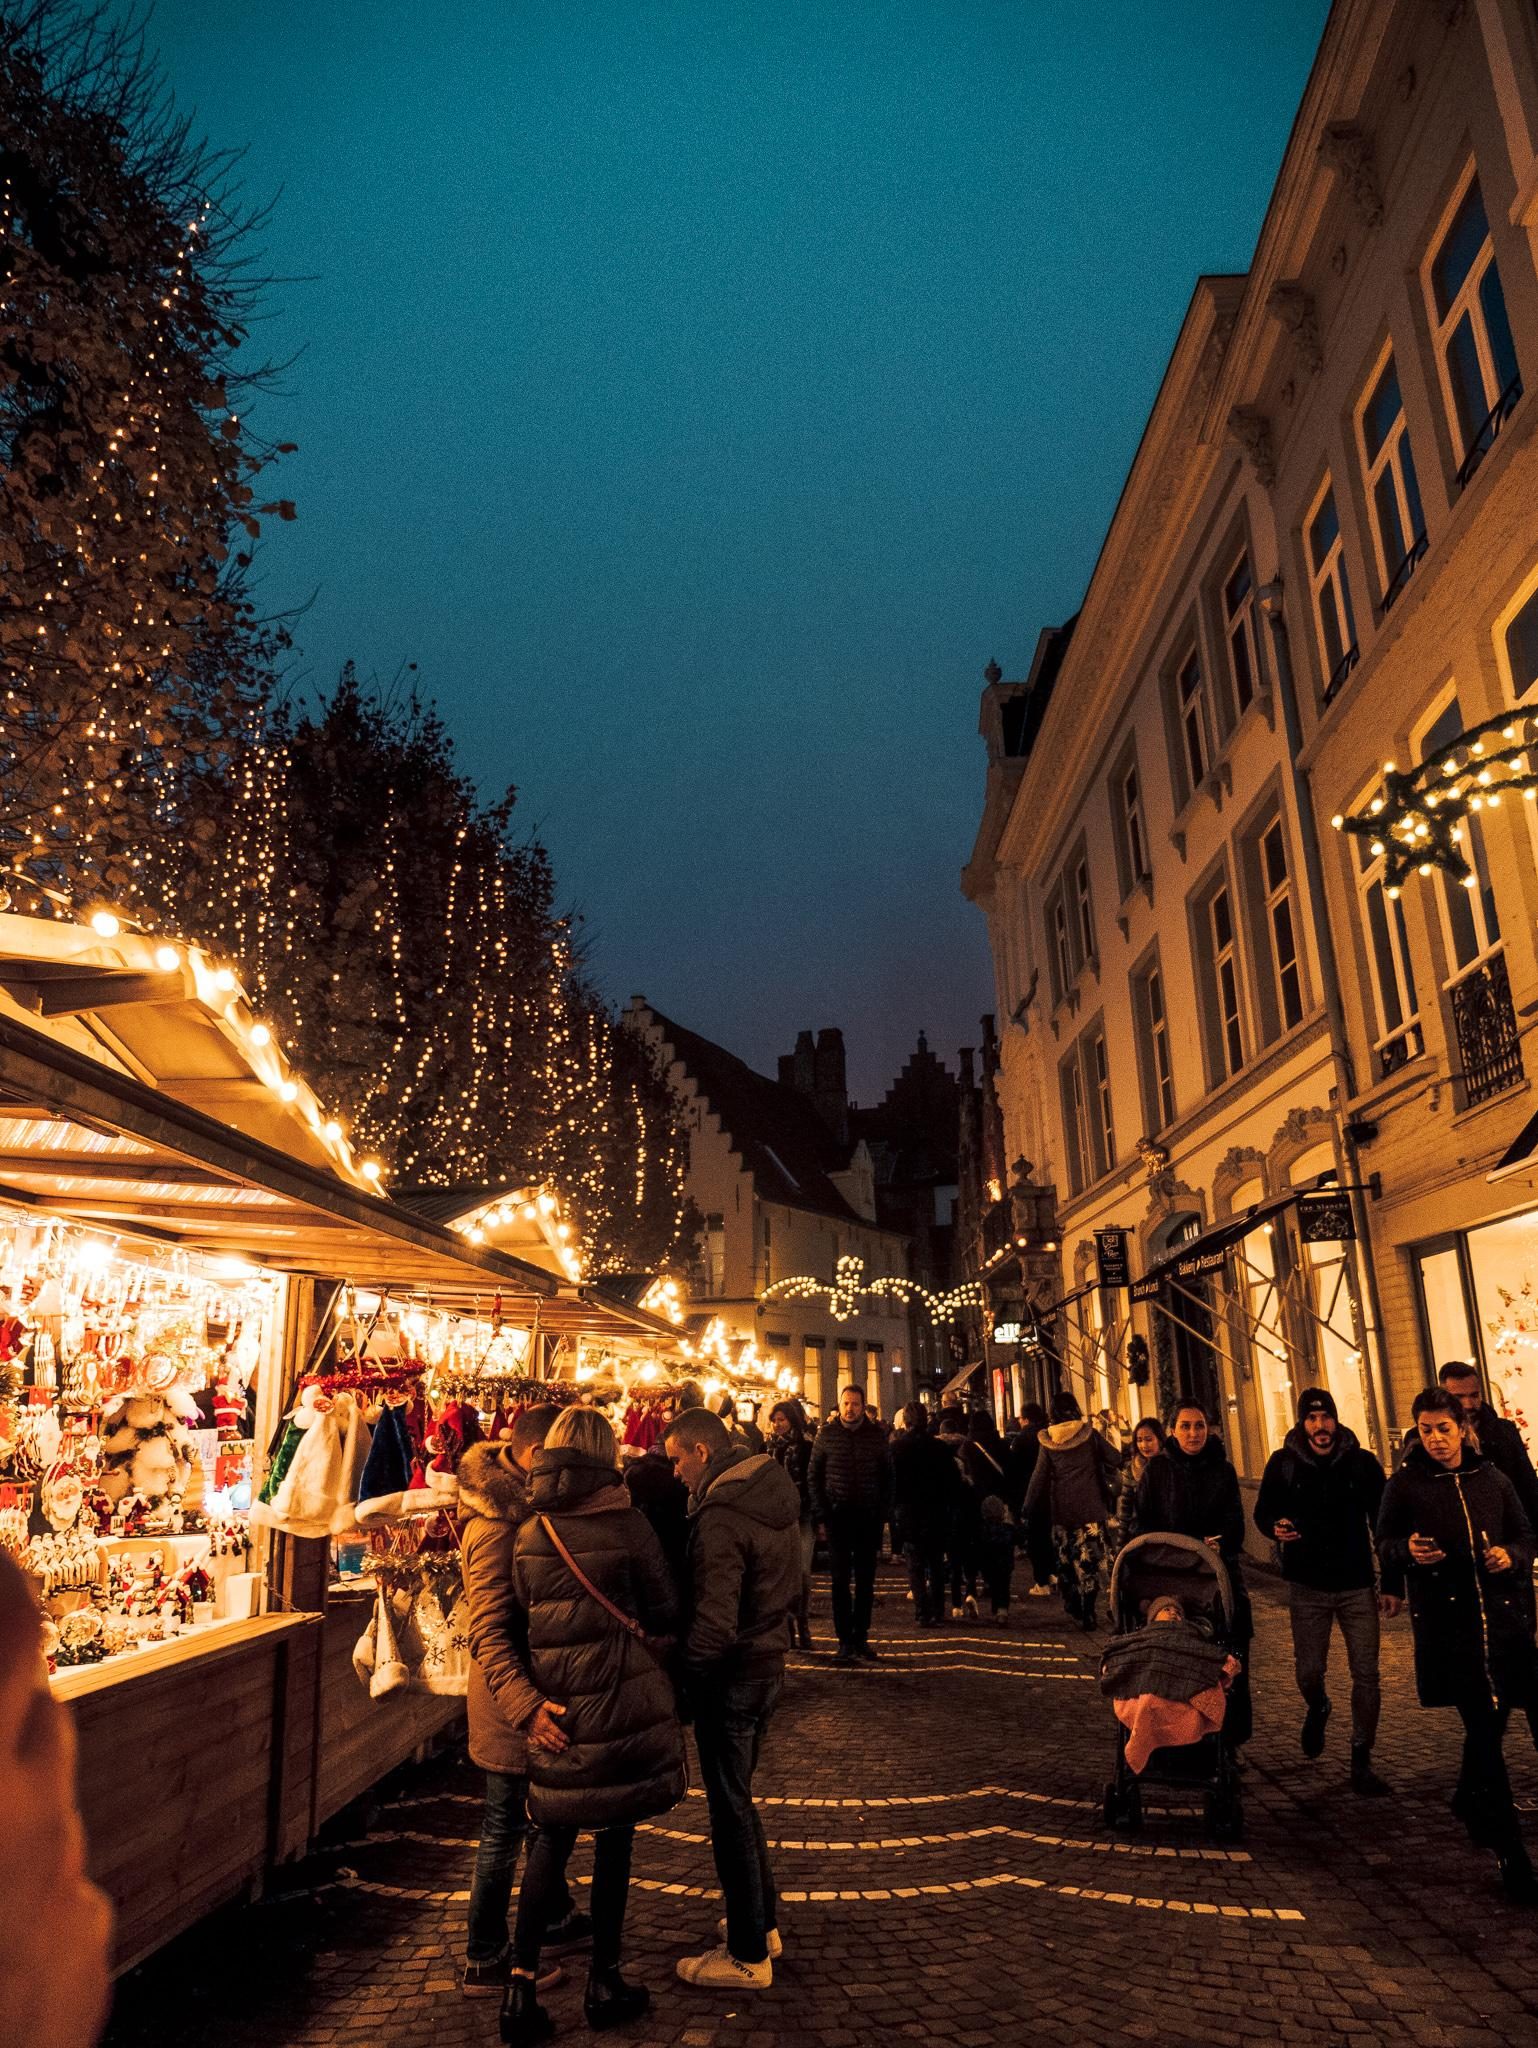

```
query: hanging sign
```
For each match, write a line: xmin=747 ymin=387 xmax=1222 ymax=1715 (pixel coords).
xmin=1095 ymin=1229 xmax=1130 ymax=1290
xmin=1297 ymin=1189 xmax=1355 ymax=1243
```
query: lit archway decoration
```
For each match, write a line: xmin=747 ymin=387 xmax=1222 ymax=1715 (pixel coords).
xmin=760 ymin=1253 xmax=986 ymax=1326
xmin=1333 ymin=707 xmax=1538 ymax=894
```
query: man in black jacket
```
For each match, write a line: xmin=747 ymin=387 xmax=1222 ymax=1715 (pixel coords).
xmin=808 ymin=1384 xmax=894 ymax=1664
xmin=1254 ymin=1387 xmax=1399 ymax=1796
xmin=1437 ymin=1361 xmax=1538 ymax=1526
xmin=665 ymin=1408 xmax=801 ymax=1993
xmin=891 ymin=1402 xmax=962 ymax=1624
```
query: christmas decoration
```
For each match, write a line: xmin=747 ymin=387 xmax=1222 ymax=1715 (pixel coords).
xmin=760 ymin=1253 xmax=987 ymax=1326
xmin=1333 ymin=708 xmax=1538 ymax=891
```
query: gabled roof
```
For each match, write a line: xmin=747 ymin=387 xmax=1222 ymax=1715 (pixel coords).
xmin=639 ymin=1005 xmax=865 ymax=1225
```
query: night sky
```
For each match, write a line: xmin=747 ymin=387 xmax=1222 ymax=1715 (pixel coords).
xmin=143 ymin=1 xmax=1328 ymax=1102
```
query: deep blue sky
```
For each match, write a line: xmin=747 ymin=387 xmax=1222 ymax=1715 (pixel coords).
xmin=144 ymin=0 xmax=1329 ymax=1101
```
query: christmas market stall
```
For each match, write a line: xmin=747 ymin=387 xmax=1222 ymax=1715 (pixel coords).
xmin=0 ymin=911 xmax=574 ymax=1969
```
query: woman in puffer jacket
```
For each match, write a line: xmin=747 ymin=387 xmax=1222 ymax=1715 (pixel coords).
xmin=504 ymin=1406 xmax=685 ymax=2044
xmin=1024 ymin=1391 xmax=1121 ymax=1630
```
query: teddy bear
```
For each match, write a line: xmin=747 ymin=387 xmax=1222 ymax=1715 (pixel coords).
xmin=99 ymin=1392 xmax=196 ymax=1506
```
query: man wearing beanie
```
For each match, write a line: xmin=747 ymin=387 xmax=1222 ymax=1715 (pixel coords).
xmin=1254 ymin=1387 xmax=1400 ymax=1795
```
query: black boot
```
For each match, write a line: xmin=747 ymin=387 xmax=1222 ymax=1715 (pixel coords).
xmin=1349 ymin=1744 xmax=1390 ymax=1798
xmin=1080 ymin=1591 xmax=1097 ymax=1632
xmin=500 ymin=1973 xmax=555 ymax=2046
xmin=1499 ymin=1844 xmax=1538 ymax=1905
xmin=796 ymin=1608 xmax=813 ymax=1652
xmin=584 ymin=1965 xmax=651 ymax=2030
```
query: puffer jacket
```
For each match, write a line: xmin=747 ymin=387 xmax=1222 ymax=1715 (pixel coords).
xmin=1377 ymin=1442 xmax=1538 ymax=1710
xmin=513 ymin=1445 xmax=685 ymax=1828
xmin=1401 ymin=1404 xmax=1538 ymax=1527
xmin=685 ymin=1447 xmax=803 ymax=1682
xmin=459 ymin=1442 xmax=542 ymax=1775
xmin=1023 ymin=1420 xmax=1119 ymax=1532
xmin=808 ymin=1415 xmax=894 ymax=1519
xmin=1253 ymin=1425 xmax=1388 ymax=1592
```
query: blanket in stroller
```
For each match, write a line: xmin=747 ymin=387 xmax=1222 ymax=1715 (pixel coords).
xmin=1100 ymin=1618 xmax=1236 ymax=1774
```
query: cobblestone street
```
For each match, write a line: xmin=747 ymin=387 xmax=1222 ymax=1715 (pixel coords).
xmin=104 ymin=1570 xmax=1538 ymax=2048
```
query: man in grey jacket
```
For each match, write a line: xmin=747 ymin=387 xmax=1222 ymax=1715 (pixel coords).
xmin=665 ymin=1407 xmax=801 ymax=1993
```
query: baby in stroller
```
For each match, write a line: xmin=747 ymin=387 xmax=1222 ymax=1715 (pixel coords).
xmin=1100 ymin=1593 xmax=1240 ymax=1775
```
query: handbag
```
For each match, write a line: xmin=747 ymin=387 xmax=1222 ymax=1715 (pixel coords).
xmin=538 ymin=1514 xmax=676 ymax=1665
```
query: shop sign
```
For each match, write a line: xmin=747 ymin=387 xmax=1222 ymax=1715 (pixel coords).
xmin=992 ymin=1320 xmax=1022 ymax=1344
xmin=1297 ymin=1190 xmax=1355 ymax=1244
xmin=1096 ymin=1228 xmax=1130 ymax=1290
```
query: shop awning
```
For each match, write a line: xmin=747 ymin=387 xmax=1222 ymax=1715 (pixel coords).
xmin=1489 ymin=1105 xmax=1538 ymax=1184
xmin=1128 ymin=1195 xmax=1295 ymax=1302
xmin=0 ymin=1008 xmax=565 ymax=1314
xmin=939 ymin=1358 xmax=983 ymax=1397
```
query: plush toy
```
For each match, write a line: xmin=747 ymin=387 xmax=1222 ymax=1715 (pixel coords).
xmin=99 ymin=1392 xmax=195 ymax=1506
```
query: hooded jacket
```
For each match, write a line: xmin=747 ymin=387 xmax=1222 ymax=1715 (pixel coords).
xmin=684 ymin=1446 xmax=802 ymax=1683
xmin=1377 ymin=1442 xmax=1538 ymax=1710
xmin=458 ymin=1442 xmax=542 ymax=1776
xmin=1134 ymin=1436 xmax=1245 ymax=1561
xmin=808 ymin=1414 xmax=894 ymax=1520
xmin=1023 ymin=1419 xmax=1119 ymax=1532
xmin=512 ymin=1445 xmax=685 ymax=1828
xmin=1253 ymin=1423 xmax=1389 ymax=1592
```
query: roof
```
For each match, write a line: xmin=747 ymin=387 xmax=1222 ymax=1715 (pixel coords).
xmin=641 ymin=1006 xmax=865 ymax=1224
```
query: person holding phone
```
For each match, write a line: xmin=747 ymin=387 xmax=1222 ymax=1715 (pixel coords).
xmin=1377 ymin=1386 xmax=1538 ymax=1902
xmin=1253 ymin=1387 xmax=1398 ymax=1795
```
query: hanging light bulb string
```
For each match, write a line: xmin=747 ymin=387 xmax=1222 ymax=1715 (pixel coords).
xmin=1333 ymin=706 xmax=1538 ymax=895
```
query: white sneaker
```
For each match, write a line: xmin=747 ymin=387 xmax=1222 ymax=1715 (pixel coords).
xmin=677 ymin=1944 xmax=772 ymax=1989
xmin=1028 ymin=1584 xmax=1052 ymax=1598
xmin=718 ymin=1918 xmax=783 ymax=1959
xmin=950 ymin=1605 xmax=963 ymax=1619
xmin=963 ymin=1594 xmax=979 ymax=1619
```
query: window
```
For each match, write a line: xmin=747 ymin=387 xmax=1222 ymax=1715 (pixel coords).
xmin=1133 ymin=957 xmax=1176 ymax=1133
xmin=1307 ymin=480 xmax=1358 ymax=698
xmin=1048 ymin=887 xmax=1073 ymax=1002
xmin=1122 ymin=759 xmax=1148 ymax=882
xmin=1073 ymin=854 xmax=1095 ymax=964
xmin=1507 ymin=586 xmax=1538 ymax=699
xmin=1357 ymin=349 xmax=1427 ymax=605
xmin=1089 ymin=1029 xmax=1115 ymax=1177
xmin=1176 ymin=649 xmax=1209 ymax=793
xmin=1060 ymin=1051 xmax=1090 ymax=1196
xmin=1353 ymin=813 xmax=1422 ymax=1075
xmin=1210 ymin=883 xmax=1244 ymax=1078
xmin=1420 ymin=698 xmax=1500 ymax=974
xmin=1260 ymin=816 xmax=1304 ymax=1031
xmin=1426 ymin=171 xmax=1522 ymax=483
xmin=1222 ymin=554 xmax=1261 ymax=718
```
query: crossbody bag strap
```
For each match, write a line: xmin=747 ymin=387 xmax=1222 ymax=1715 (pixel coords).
xmin=539 ymin=1513 xmax=648 ymax=1643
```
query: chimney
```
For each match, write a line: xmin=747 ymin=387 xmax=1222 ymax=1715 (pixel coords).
xmin=812 ymin=1028 xmax=849 ymax=1147
xmin=958 ymin=1046 xmax=976 ymax=1088
xmin=779 ymin=1029 xmax=817 ymax=1098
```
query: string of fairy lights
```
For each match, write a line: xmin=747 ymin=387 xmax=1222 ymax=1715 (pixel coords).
xmin=761 ymin=1253 xmax=987 ymax=1327
xmin=1334 ymin=707 xmax=1538 ymax=892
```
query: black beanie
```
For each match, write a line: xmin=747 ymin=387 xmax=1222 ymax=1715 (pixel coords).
xmin=1297 ymin=1387 xmax=1338 ymax=1423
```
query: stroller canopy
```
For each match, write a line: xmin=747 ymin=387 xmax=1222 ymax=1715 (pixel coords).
xmin=1108 ymin=1530 xmax=1236 ymax=1635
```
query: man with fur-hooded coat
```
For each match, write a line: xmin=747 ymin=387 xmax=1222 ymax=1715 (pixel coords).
xmin=456 ymin=1408 xmax=587 ymax=1997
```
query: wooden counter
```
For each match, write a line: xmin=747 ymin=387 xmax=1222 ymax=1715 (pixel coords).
xmin=313 ymin=1588 xmax=463 ymax=1828
xmin=59 ymin=1614 xmax=319 ymax=1974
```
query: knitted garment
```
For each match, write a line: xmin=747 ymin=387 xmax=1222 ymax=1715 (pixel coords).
xmin=258 ymin=1419 xmax=303 ymax=1505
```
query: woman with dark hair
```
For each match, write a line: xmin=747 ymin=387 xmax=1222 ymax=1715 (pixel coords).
xmin=1378 ymin=1385 xmax=1538 ymax=1900
xmin=1118 ymin=1415 xmax=1167 ymax=1537
xmin=768 ymin=1400 xmax=814 ymax=1649
xmin=1023 ymin=1391 xmax=1121 ymax=1630
xmin=1134 ymin=1400 xmax=1252 ymax=1745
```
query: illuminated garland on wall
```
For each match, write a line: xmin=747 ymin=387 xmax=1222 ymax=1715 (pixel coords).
xmin=761 ymin=1254 xmax=986 ymax=1327
xmin=1333 ymin=707 xmax=1538 ymax=892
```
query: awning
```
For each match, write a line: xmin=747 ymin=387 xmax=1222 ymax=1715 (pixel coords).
xmin=1129 ymin=1195 xmax=1295 ymax=1303
xmin=939 ymin=1358 xmax=983 ymax=1397
xmin=1489 ymin=1104 xmax=1538 ymax=1184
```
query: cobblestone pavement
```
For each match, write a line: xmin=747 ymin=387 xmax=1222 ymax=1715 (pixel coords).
xmin=104 ymin=1568 xmax=1538 ymax=2048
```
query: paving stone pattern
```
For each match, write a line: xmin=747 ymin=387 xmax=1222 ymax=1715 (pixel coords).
xmin=104 ymin=1571 xmax=1538 ymax=2048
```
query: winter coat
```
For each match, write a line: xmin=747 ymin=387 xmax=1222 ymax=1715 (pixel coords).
xmin=1002 ymin=1432 xmax=1039 ymax=1516
xmin=1133 ymin=1438 xmax=1245 ymax=1561
xmin=891 ymin=1428 xmax=964 ymax=1548
xmin=768 ymin=1433 xmax=813 ymax=1522
xmin=458 ymin=1443 xmax=542 ymax=1776
xmin=512 ymin=1446 xmax=685 ymax=1828
xmin=683 ymin=1447 xmax=802 ymax=1684
xmin=1024 ymin=1420 xmax=1119 ymax=1533
xmin=624 ymin=1448 xmax=692 ymax=1591
xmin=253 ymin=1392 xmax=371 ymax=1539
xmin=808 ymin=1416 xmax=894 ymax=1521
xmin=1377 ymin=1443 xmax=1538 ymax=1710
xmin=1253 ymin=1426 xmax=1388 ymax=1592
xmin=1402 ymin=1404 xmax=1538 ymax=1528
xmin=960 ymin=1436 xmax=1010 ymax=1507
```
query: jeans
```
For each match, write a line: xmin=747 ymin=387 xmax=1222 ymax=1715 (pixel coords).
xmin=1287 ymin=1583 xmax=1381 ymax=1749
xmin=1455 ymin=1700 xmax=1523 ymax=1856
xmin=467 ymin=1770 xmax=556 ymax=1963
xmin=694 ymin=1674 xmax=783 ymax=1963
xmin=826 ymin=1507 xmax=882 ymax=1648
xmin=948 ymin=1537 xmax=979 ymax=1608
xmin=981 ymin=1540 xmax=1013 ymax=1614
xmin=513 ymin=1822 xmax=633 ymax=1973
xmin=904 ymin=1537 xmax=947 ymax=1622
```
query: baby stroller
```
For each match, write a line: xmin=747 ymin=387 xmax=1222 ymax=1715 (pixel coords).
xmin=1099 ymin=1531 xmax=1243 ymax=1841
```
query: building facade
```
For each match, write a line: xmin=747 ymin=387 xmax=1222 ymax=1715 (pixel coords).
xmin=965 ymin=0 xmax=1538 ymax=1497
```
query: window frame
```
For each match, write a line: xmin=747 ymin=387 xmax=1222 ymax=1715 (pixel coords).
xmin=1174 ymin=645 xmax=1210 ymax=797
xmin=1132 ymin=951 xmax=1176 ymax=1136
xmin=1349 ymin=777 xmax=1423 ymax=1077
xmin=1422 ymin=163 xmax=1523 ymax=480
xmin=1354 ymin=342 xmax=1427 ymax=607
xmin=1306 ymin=474 xmax=1360 ymax=702
xmin=1257 ymin=811 xmax=1305 ymax=1034
xmin=1073 ymin=851 xmax=1096 ymax=966
xmin=1221 ymin=549 xmax=1262 ymax=724
xmin=1088 ymin=1026 xmax=1115 ymax=1178
xmin=1060 ymin=1047 xmax=1090 ymax=1196
xmin=1414 ymin=691 xmax=1502 ymax=983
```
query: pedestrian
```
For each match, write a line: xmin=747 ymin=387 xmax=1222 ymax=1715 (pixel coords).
xmin=718 ymin=1395 xmax=765 ymax=1454
xmin=961 ymin=1412 xmax=1013 ymax=1624
xmin=767 ymin=1399 xmax=815 ymax=1650
xmin=1118 ymin=1415 xmax=1165 ymax=1536
xmin=937 ymin=1407 xmax=982 ymax=1617
xmin=459 ymin=1407 xmax=591 ymax=2000
xmin=1024 ymin=1391 xmax=1120 ymax=1630
xmin=1377 ymin=1385 xmax=1538 ymax=1901
xmin=979 ymin=1494 xmax=1016 ymax=1623
xmin=663 ymin=1407 xmax=802 ymax=1990
xmin=1134 ymin=1401 xmax=1252 ymax=1745
xmin=623 ymin=1438 xmax=692 ymax=1593
xmin=1005 ymin=1402 xmax=1054 ymax=1599
xmin=503 ymin=1406 xmax=685 ymax=2043
xmin=808 ymin=1383 xmax=894 ymax=1664
xmin=1252 ymin=1388 xmax=1396 ymax=1796
xmin=891 ymin=1400 xmax=963 ymax=1625
xmin=1428 ymin=1361 xmax=1538 ymax=1527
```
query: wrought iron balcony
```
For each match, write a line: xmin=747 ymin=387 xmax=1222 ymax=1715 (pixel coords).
xmin=1455 ymin=373 xmax=1523 ymax=493
xmin=1376 ymin=1021 xmax=1423 ymax=1080
xmin=1380 ymin=532 xmax=1428 ymax=616
xmin=1322 ymin=643 xmax=1360 ymax=707
xmin=1450 ymin=948 xmax=1523 ymax=1106
xmin=982 ymin=1200 xmax=1014 ymax=1263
